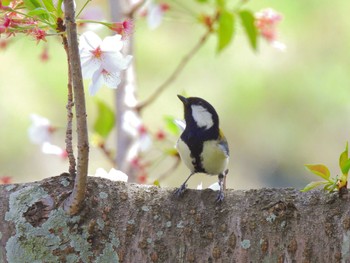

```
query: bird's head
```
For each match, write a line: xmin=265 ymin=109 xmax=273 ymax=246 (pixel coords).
xmin=177 ymin=95 xmax=219 ymax=131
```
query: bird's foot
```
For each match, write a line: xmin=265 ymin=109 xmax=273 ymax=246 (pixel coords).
xmin=216 ymin=190 xmax=224 ymax=203
xmin=174 ymin=183 xmax=187 ymax=197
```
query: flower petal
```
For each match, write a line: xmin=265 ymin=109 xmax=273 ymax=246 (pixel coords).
xmin=89 ymin=68 xmax=104 ymax=95
xmin=103 ymin=53 xmax=132 ymax=72
xmin=28 ymin=114 xmax=51 ymax=144
xmin=147 ymin=4 xmax=164 ymax=29
xmin=79 ymin=31 xmax=102 ymax=50
xmin=101 ymin=34 xmax=123 ymax=52
xmin=103 ymin=70 xmax=121 ymax=88
xmin=41 ymin=142 xmax=64 ymax=156
xmin=81 ymin=56 xmax=101 ymax=79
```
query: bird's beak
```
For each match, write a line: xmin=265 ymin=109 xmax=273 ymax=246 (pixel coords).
xmin=177 ymin=95 xmax=188 ymax=105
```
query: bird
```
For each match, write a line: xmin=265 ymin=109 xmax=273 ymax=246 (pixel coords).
xmin=175 ymin=95 xmax=229 ymax=202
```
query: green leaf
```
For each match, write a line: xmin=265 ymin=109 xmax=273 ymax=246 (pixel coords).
xmin=153 ymin=180 xmax=160 ymax=187
xmin=305 ymin=164 xmax=331 ymax=180
xmin=41 ymin=0 xmax=56 ymax=12
xmin=93 ymin=100 xmax=115 ymax=139
xmin=217 ymin=10 xmax=235 ymax=52
xmin=56 ymin=0 xmax=63 ymax=16
xmin=196 ymin=0 xmax=208 ymax=3
xmin=164 ymin=116 xmax=182 ymax=135
xmin=216 ymin=0 xmax=225 ymax=8
xmin=300 ymin=181 xmax=327 ymax=192
xmin=339 ymin=142 xmax=350 ymax=174
xmin=341 ymin=160 xmax=350 ymax=175
xmin=27 ymin=7 xmax=51 ymax=17
xmin=2 ymin=0 xmax=11 ymax=6
xmin=239 ymin=10 xmax=258 ymax=51
xmin=23 ymin=0 xmax=42 ymax=10
xmin=324 ymin=180 xmax=337 ymax=192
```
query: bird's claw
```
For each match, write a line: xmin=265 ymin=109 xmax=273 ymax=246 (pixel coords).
xmin=216 ymin=190 xmax=224 ymax=203
xmin=174 ymin=183 xmax=187 ymax=197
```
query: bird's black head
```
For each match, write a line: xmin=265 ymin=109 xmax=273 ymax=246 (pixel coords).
xmin=177 ymin=95 xmax=219 ymax=132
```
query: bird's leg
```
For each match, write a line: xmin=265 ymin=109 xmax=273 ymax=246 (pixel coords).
xmin=216 ymin=169 xmax=229 ymax=202
xmin=174 ymin=172 xmax=195 ymax=197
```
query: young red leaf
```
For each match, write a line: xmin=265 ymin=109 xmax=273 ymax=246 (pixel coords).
xmin=305 ymin=164 xmax=330 ymax=180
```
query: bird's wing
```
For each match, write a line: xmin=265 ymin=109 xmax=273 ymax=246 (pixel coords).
xmin=218 ymin=130 xmax=230 ymax=157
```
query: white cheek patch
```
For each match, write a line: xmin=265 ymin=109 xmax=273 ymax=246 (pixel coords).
xmin=191 ymin=105 xmax=214 ymax=130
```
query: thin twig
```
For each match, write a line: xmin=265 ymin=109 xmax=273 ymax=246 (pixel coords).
xmin=58 ymin=17 xmax=76 ymax=177
xmin=63 ymin=0 xmax=89 ymax=215
xmin=99 ymin=143 xmax=115 ymax=167
xmin=63 ymin=36 xmax=76 ymax=177
xmin=128 ymin=0 xmax=146 ymax=17
xmin=156 ymin=155 xmax=181 ymax=183
xmin=136 ymin=29 xmax=212 ymax=111
xmin=75 ymin=0 xmax=91 ymax=18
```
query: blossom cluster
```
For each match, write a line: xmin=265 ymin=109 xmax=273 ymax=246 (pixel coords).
xmin=255 ymin=8 xmax=286 ymax=51
xmin=0 ymin=0 xmax=47 ymax=43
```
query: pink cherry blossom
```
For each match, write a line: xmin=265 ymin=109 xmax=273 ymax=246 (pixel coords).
xmin=255 ymin=8 xmax=286 ymax=51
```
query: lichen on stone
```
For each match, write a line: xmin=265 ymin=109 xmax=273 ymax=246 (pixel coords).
xmin=240 ymin=239 xmax=251 ymax=249
xmin=99 ymin=192 xmax=108 ymax=199
xmin=60 ymin=178 xmax=70 ymax=187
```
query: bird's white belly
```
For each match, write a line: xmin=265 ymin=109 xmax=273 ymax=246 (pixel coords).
xmin=176 ymin=139 xmax=195 ymax=172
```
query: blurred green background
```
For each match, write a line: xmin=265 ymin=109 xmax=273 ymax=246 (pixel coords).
xmin=1 ymin=0 xmax=350 ymax=190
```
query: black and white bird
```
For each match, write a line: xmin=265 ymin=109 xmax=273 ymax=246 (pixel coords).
xmin=175 ymin=95 xmax=229 ymax=202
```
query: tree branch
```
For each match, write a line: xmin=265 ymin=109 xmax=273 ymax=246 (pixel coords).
xmin=56 ymin=18 xmax=76 ymax=177
xmin=110 ymin=0 xmax=140 ymax=181
xmin=1 ymin=174 xmax=350 ymax=262
xmin=136 ymin=29 xmax=212 ymax=111
xmin=62 ymin=33 xmax=76 ymax=177
xmin=63 ymin=0 xmax=89 ymax=215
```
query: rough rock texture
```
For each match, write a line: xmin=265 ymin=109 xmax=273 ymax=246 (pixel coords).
xmin=1 ymin=173 xmax=350 ymax=262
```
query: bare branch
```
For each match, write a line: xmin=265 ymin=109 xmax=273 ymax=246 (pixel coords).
xmin=57 ymin=17 xmax=76 ymax=177
xmin=63 ymin=0 xmax=89 ymax=215
xmin=136 ymin=29 xmax=212 ymax=111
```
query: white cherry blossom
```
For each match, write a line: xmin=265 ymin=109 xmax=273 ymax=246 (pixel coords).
xmin=79 ymin=31 xmax=132 ymax=95
xmin=28 ymin=114 xmax=53 ymax=144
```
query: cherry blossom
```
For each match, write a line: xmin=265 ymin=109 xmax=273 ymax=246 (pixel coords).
xmin=41 ymin=142 xmax=67 ymax=158
xmin=255 ymin=8 xmax=286 ymax=51
xmin=0 ymin=176 xmax=12 ymax=184
xmin=109 ymin=19 xmax=134 ymax=39
xmin=28 ymin=114 xmax=54 ymax=144
xmin=79 ymin=31 xmax=132 ymax=95
xmin=140 ymin=1 xmax=170 ymax=29
xmin=91 ymin=168 xmax=128 ymax=182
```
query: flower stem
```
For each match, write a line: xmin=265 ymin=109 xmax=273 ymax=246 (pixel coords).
xmin=75 ymin=0 xmax=91 ymax=19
